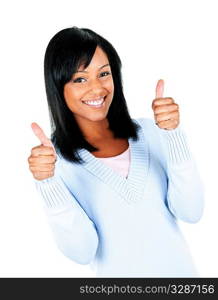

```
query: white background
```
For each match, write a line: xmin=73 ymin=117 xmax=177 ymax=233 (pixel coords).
xmin=0 ymin=0 xmax=217 ymax=277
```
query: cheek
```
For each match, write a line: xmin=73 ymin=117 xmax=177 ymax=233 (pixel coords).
xmin=64 ymin=86 xmax=82 ymax=106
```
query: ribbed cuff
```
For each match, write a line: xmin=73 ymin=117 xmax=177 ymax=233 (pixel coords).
xmin=158 ymin=125 xmax=192 ymax=166
xmin=34 ymin=175 xmax=73 ymax=211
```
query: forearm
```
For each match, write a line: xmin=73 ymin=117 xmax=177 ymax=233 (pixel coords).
xmin=34 ymin=175 xmax=99 ymax=264
xmin=158 ymin=126 xmax=205 ymax=223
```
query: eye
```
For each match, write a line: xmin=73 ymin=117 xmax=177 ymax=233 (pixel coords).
xmin=100 ymin=71 xmax=111 ymax=77
xmin=72 ymin=77 xmax=86 ymax=83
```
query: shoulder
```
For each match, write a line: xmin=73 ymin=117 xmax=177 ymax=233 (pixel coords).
xmin=133 ymin=117 xmax=168 ymax=167
xmin=133 ymin=117 xmax=159 ymax=138
xmin=133 ymin=116 xmax=184 ymax=139
xmin=134 ymin=117 xmax=154 ymax=127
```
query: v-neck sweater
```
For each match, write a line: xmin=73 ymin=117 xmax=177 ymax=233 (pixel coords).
xmin=34 ymin=117 xmax=204 ymax=277
xmin=97 ymin=146 xmax=130 ymax=178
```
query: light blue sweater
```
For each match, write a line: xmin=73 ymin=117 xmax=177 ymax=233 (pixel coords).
xmin=34 ymin=118 xmax=204 ymax=277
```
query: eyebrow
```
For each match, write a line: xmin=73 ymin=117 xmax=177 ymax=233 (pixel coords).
xmin=76 ymin=63 xmax=110 ymax=73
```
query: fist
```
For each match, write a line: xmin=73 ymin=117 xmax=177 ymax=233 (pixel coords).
xmin=152 ymin=79 xmax=180 ymax=130
xmin=28 ymin=122 xmax=57 ymax=181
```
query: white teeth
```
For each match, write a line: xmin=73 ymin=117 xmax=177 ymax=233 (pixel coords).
xmin=83 ymin=97 xmax=105 ymax=106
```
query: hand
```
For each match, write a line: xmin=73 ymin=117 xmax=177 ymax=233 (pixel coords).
xmin=28 ymin=122 xmax=57 ymax=181
xmin=151 ymin=79 xmax=180 ymax=130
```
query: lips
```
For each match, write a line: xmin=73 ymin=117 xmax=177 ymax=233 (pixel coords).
xmin=82 ymin=96 xmax=106 ymax=107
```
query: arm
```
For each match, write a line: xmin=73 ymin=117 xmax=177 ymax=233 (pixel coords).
xmin=34 ymin=171 xmax=99 ymax=265
xmin=156 ymin=123 xmax=205 ymax=223
xmin=145 ymin=79 xmax=204 ymax=223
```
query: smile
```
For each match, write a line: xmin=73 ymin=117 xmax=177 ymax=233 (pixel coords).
xmin=82 ymin=96 xmax=106 ymax=108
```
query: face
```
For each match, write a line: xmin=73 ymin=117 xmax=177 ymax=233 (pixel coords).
xmin=63 ymin=46 xmax=114 ymax=125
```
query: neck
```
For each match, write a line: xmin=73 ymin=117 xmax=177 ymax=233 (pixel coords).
xmin=76 ymin=117 xmax=114 ymax=141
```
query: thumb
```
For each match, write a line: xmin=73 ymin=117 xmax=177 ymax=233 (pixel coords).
xmin=31 ymin=122 xmax=57 ymax=156
xmin=155 ymin=79 xmax=164 ymax=99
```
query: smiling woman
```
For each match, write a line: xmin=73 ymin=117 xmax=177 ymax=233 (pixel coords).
xmin=28 ymin=26 xmax=204 ymax=278
xmin=42 ymin=26 xmax=139 ymax=163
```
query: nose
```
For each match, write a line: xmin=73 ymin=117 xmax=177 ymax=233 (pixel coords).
xmin=89 ymin=78 xmax=104 ymax=93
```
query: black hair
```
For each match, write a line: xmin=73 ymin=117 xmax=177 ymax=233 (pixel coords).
xmin=44 ymin=26 xmax=140 ymax=164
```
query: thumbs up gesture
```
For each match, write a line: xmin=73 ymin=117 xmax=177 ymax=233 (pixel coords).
xmin=151 ymin=79 xmax=180 ymax=130
xmin=28 ymin=122 xmax=57 ymax=181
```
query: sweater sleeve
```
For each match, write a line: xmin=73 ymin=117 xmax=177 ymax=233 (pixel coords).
xmin=153 ymin=121 xmax=205 ymax=224
xmin=33 ymin=162 xmax=99 ymax=265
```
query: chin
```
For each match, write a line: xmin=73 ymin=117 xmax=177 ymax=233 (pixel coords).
xmin=87 ymin=114 xmax=108 ymax=122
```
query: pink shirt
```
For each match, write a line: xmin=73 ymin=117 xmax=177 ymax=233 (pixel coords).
xmin=97 ymin=146 xmax=130 ymax=178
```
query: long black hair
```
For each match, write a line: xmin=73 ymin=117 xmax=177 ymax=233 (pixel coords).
xmin=44 ymin=26 xmax=140 ymax=164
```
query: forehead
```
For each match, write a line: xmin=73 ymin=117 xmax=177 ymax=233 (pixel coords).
xmin=79 ymin=46 xmax=109 ymax=70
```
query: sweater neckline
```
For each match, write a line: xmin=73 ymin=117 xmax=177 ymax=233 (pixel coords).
xmin=97 ymin=145 xmax=130 ymax=160
xmin=77 ymin=119 xmax=150 ymax=204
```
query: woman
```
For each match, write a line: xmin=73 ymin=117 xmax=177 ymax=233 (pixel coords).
xmin=28 ymin=26 xmax=204 ymax=277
